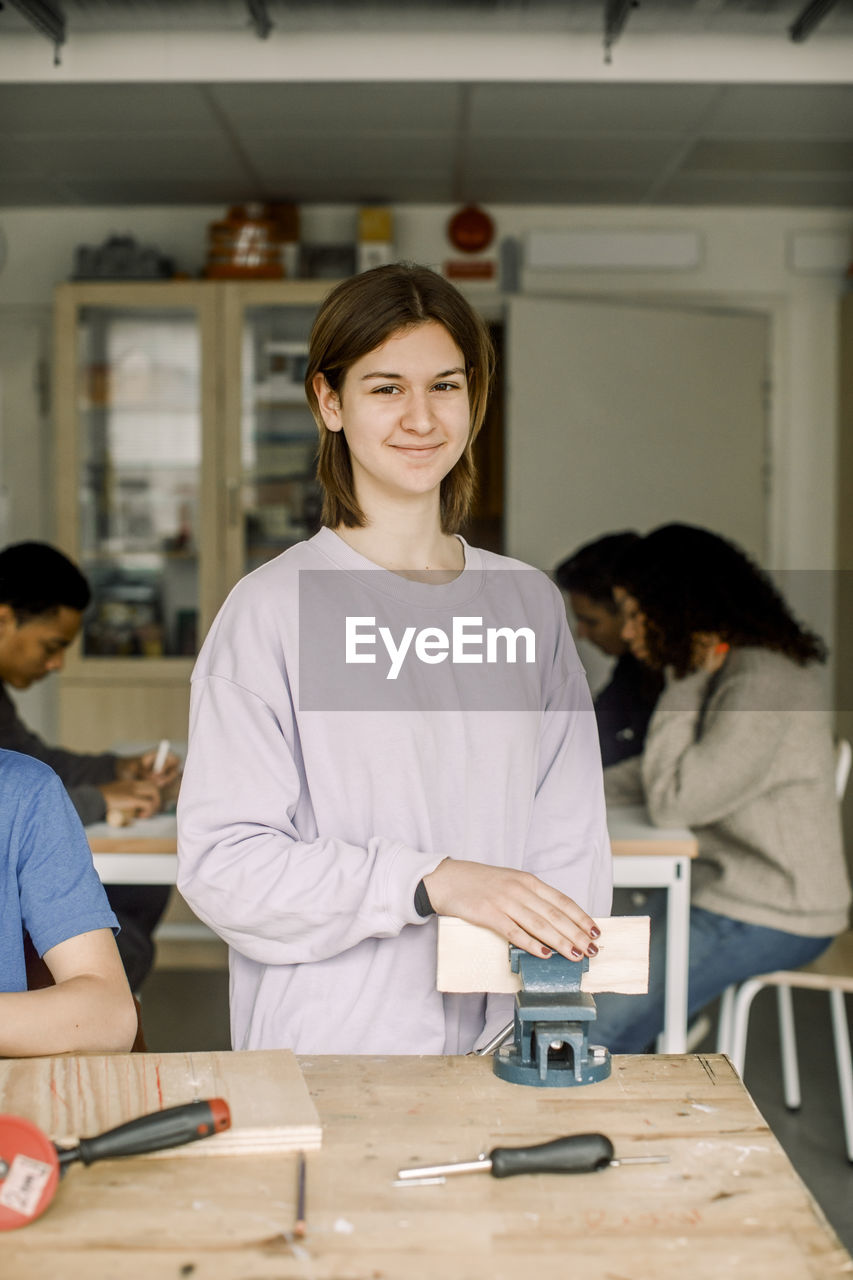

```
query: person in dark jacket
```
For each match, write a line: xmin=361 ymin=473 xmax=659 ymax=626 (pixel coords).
xmin=555 ymin=532 xmax=663 ymax=767
xmin=0 ymin=541 xmax=179 ymax=989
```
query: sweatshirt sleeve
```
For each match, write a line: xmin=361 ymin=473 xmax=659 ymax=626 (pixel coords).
xmin=520 ymin=601 xmax=613 ymax=918
xmin=176 ymin=671 xmax=445 ymax=967
xmin=641 ymin=665 xmax=790 ymax=828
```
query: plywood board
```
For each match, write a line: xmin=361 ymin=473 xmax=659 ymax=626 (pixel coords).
xmin=436 ymin=915 xmax=649 ymax=994
xmin=0 ymin=1050 xmax=321 ymax=1157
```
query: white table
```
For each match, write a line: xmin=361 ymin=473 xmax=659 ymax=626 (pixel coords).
xmin=88 ymin=812 xmax=179 ymax=886
xmin=89 ymin=804 xmax=697 ymax=1052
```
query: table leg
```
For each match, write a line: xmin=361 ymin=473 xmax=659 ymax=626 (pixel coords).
xmin=656 ymin=857 xmax=691 ymax=1053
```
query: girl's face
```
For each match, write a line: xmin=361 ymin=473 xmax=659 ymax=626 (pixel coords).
xmin=313 ymin=322 xmax=470 ymax=515
xmin=613 ymin=587 xmax=653 ymax=665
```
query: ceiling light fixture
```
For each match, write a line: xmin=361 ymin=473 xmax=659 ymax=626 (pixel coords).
xmin=603 ymin=0 xmax=638 ymax=65
xmin=246 ymin=0 xmax=273 ymax=40
xmin=5 ymin=0 xmax=65 ymax=63
xmin=789 ymin=0 xmax=840 ymax=42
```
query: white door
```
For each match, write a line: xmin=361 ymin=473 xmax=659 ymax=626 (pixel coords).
xmin=506 ymin=295 xmax=769 ymax=573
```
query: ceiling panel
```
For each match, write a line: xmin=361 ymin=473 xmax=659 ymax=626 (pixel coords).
xmin=65 ymin=178 xmax=260 ymax=203
xmin=465 ymin=136 xmax=687 ymax=176
xmin=0 ymin=1 xmax=852 ymax=210
xmin=295 ymin=172 xmax=457 ymax=201
xmin=0 ymin=84 xmax=218 ymax=134
xmin=702 ymin=85 xmax=853 ymax=137
xmin=243 ymin=136 xmax=456 ymax=163
xmin=683 ymin=138 xmax=853 ymax=174
xmin=0 ymin=177 xmax=80 ymax=203
xmin=0 ymin=135 xmax=249 ymax=181
xmin=233 ymin=136 xmax=454 ymax=201
xmin=210 ymin=82 xmax=462 ymax=132
xmin=656 ymin=174 xmax=853 ymax=206
xmin=464 ymin=176 xmax=654 ymax=203
xmin=467 ymin=84 xmax=724 ymax=135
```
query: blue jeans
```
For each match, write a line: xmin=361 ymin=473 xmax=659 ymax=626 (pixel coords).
xmin=592 ymin=889 xmax=833 ymax=1053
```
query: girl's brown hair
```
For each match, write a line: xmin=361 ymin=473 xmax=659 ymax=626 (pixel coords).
xmin=305 ymin=262 xmax=495 ymax=533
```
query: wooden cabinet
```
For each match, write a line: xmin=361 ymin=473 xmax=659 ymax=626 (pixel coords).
xmin=53 ymin=280 xmax=333 ymax=748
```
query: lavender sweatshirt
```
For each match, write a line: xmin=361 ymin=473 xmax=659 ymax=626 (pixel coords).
xmin=177 ymin=529 xmax=612 ymax=1053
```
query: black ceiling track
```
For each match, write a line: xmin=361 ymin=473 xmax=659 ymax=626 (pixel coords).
xmin=603 ymin=0 xmax=638 ymax=64
xmin=789 ymin=0 xmax=841 ymax=42
xmin=5 ymin=0 xmax=65 ymax=62
xmin=246 ymin=0 xmax=273 ymax=40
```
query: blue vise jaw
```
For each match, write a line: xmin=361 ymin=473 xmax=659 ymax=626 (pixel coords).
xmin=493 ymin=946 xmax=611 ymax=1088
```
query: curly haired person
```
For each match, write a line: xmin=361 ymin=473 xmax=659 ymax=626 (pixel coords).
xmin=598 ymin=523 xmax=850 ymax=1051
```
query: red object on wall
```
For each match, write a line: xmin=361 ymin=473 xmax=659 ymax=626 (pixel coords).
xmin=447 ymin=205 xmax=495 ymax=255
xmin=444 ymin=259 xmax=497 ymax=281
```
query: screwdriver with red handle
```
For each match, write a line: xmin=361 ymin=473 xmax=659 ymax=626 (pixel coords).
xmin=396 ymin=1133 xmax=668 ymax=1182
xmin=0 ymin=1098 xmax=231 ymax=1230
xmin=54 ymin=1097 xmax=231 ymax=1168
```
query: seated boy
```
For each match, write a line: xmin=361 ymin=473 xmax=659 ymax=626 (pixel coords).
xmin=0 ymin=540 xmax=180 ymax=990
xmin=0 ymin=747 xmax=137 ymax=1056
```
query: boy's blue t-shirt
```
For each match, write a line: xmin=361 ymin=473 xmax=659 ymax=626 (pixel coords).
xmin=1 ymin=748 xmax=118 ymax=993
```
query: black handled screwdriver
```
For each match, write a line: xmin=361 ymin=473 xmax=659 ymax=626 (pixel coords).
xmin=396 ymin=1133 xmax=668 ymax=1181
xmin=55 ymin=1098 xmax=231 ymax=1169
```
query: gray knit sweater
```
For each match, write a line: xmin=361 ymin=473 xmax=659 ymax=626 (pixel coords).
xmin=604 ymin=647 xmax=851 ymax=936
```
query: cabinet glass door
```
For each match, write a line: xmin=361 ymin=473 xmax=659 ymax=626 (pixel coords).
xmin=240 ymin=305 xmax=322 ymax=576
xmin=76 ymin=306 xmax=202 ymax=658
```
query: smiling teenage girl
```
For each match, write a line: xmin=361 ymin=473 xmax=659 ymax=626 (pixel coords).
xmin=177 ymin=264 xmax=611 ymax=1053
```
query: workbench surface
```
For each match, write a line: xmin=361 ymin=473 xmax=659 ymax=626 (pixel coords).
xmin=4 ymin=1053 xmax=850 ymax=1280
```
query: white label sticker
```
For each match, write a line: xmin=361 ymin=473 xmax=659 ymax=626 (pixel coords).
xmin=0 ymin=1153 xmax=53 ymax=1217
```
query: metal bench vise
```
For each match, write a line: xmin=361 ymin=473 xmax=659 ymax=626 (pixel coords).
xmin=493 ymin=946 xmax=611 ymax=1087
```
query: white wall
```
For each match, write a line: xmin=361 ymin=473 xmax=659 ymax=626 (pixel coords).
xmin=0 ymin=201 xmax=850 ymax=730
xmin=1 ymin=201 xmax=850 ymax=571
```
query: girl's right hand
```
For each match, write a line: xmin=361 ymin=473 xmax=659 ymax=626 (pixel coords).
xmin=421 ymin=859 xmax=600 ymax=961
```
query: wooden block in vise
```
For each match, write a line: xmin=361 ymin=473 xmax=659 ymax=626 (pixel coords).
xmin=436 ymin=916 xmax=650 ymax=995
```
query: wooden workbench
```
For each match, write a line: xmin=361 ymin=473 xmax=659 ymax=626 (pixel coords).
xmin=4 ymin=1053 xmax=850 ymax=1279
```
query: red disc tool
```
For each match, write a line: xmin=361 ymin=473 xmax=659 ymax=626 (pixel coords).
xmin=0 ymin=1097 xmax=230 ymax=1230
